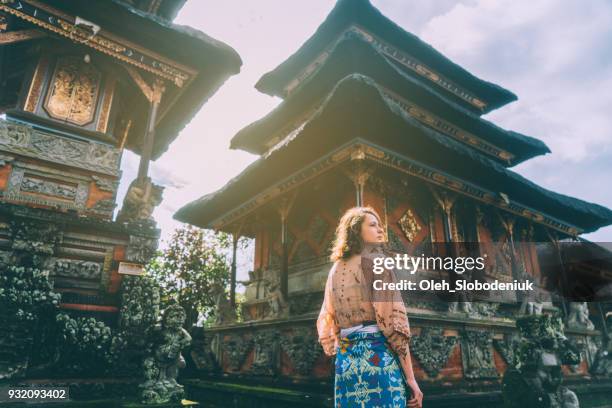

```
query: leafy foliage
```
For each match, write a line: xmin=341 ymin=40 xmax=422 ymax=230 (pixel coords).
xmin=148 ymin=225 xmax=233 ymax=327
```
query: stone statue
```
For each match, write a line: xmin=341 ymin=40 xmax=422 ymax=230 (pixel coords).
xmin=212 ymin=283 xmax=236 ymax=326
xmin=117 ymin=176 xmax=164 ymax=225
xmin=591 ymin=333 xmax=612 ymax=377
xmin=139 ymin=304 xmax=192 ymax=404
xmin=502 ymin=315 xmax=581 ymax=408
xmin=566 ymin=302 xmax=594 ymax=330
xmin=263 ymin=268 xmax=288 ymax=319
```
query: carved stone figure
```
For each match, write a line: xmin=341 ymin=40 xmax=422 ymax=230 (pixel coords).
xmin=139 ymin=305 xmax=192 ymax=404
xmin=250 ymin=329 xmax=279 ymax=375
xmin=212 ymin=283 xmax=236 ymax=326
xmin=117 ymin=176 xmax=164 ymax=225
xmin=591 ymin=333 xmax=612 ymax=377
xmin=461 ymin=329 xmax=498 ymax=379
xmin=566 ymin=302 xmax=594 ymax=331
xmin=502 ymin=315 xmax=581 ymax=408
xmin=224 ymin=334 xmax=252 ymax=371
xmin=263 ymin=268 xmax=288 ymax=319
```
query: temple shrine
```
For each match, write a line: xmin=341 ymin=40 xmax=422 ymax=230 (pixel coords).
xmin=0 ymin=0 xmax=240 ymax=381
xmin=174 ymin=0 xmax=612 ymax=406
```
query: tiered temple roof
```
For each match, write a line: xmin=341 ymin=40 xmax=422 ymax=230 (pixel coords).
xmin=174 ymin=0 xmax=612 ymax=237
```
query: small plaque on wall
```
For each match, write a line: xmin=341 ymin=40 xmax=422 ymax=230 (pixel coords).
xmin=118 ymin=261 xmax=145 ymax=276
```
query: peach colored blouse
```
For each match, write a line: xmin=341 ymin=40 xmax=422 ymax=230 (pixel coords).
xmin=316 ymin=252 xmax=411 ymax=358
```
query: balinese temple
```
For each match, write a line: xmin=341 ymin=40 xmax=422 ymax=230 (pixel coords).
xmin=0 ymin=0 xmax=240 ymax=377
xmin=175 ymin=0 xmax=612 ymax=406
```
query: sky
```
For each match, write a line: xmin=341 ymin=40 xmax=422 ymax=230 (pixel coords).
xmin=115 ymin=0 xmax=612 ymax=281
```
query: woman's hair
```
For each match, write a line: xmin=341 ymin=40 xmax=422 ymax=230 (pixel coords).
xmin=330 ymin=206 xmax=383 ymax=262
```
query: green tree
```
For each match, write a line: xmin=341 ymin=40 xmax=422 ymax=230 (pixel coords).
xmin=148 ymin=225 xmax=231 ymax=328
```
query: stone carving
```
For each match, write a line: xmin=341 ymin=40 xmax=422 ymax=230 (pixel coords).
xmin=9 ymin=219 xmax=62 ymax=258
xmin=89 ymin=143 xmax=121 ymax=170
xmin=91 ymin=198 xmax=117 ymax=214
xmin=591 ymin=333 xmax=612 ymax=376
xmin=461 ymin=329 xmax=498 ymax=379
xmin=250 ymin=329 xmax=279 ymax=376
xmin=139 ymin=305 xmax=192 ymax=405
xmin=125 ymin=235 xmax=159 ymax=265
xmin=566 ymin=302 xmax=594 ymax=330
xmin=493 ymin=334 xmax=519 ymax=367
xmin=52 ymin=259 xmax=102 ymax=280
xmin=116 ymin=176 xmax=164 ymax=225
xmin=0 ymin=120 xmax=31 ymax=145
xmin=263 ymin=268 xmax=288 ymax=319
xmin=410 ymin=327 xmax=457 ymax=378
xmin=279 ymin=327 xmax=322 ymax=376
xmin=91 ymin=175 xmax=119 ymax=192
xmin=0 ymin=119 xmax=120 ymax=176
xmin=212 ymin=283 xmax=236 ymax=326
xmin=224 ymin=334 xmax=252 ymax=371
xmin=20 ymin=176 xmax=77 ymax=200
xmin=502 ymin=315 xmax=581 ymax=408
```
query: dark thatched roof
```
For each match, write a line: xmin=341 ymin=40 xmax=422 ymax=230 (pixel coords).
xmin=233 ymin=35 xmax=549 ymax=165
xmin=256 ymin=0 xmax=516 ymax=115
xmin=48 ymin=0 xmax=242 ymax=160
xmin=175 ymin=74 xmax=612 ymax=234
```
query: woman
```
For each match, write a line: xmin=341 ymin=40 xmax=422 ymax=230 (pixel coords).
xmin=317 ymin=206 xmax=423 ymax=408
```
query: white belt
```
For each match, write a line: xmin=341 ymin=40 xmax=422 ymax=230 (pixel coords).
xmin=340 ymin=323 xmax=380 ymax=338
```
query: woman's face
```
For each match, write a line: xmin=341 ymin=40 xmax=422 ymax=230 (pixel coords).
xmin=360 ymin=213 xmax=385 ymax=243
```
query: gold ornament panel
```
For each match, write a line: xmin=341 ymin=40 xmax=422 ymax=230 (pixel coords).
xmin=43 ymin=56 xmax=101 ymax=126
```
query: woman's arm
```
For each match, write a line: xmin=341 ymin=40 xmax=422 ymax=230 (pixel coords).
xmin=316 ymin=264 xmax=339 ymax=356
xmin=398 ymin=343 xmax=423 ymax=408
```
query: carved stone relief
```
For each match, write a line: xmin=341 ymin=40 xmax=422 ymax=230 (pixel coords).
xmin=410 ymin=327 xmax=457 ymax=378
xmin=125 ymin=234 xmax=158 ymax=265
xmin=0 ymin=120 xmax=120 ymax=176
xmin=279 ymin=327 xmax=322 ymax=376
xmin=224 ymin=334 xmax=252 ymax=372
xmin=461 ymin=329 xmax=498 ymax=379
xmin=250 ymin=329 xmax=279 ymax=376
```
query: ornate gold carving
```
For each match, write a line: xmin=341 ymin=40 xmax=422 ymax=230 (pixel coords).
xmin=0 ymin=28 xmax=45 ymax=44
xmin=0 ymin=1 xmax=195 ymax=87
xmin=398 ymin=209 xmax=422 ymax=242
xmin=96 ymin=77 xmax=115 ymax=133
xmin=124 ymin=65 xmax=166 ymax=103
xmin=383 ymin=89 xmax=514 ymax=163
xmin=43 ymin=56 xmax=101 ymax=126
xmin=24 ymin=55 xmax=48 ymax=112
xmin=285 ymin=24 xmax=488 ymax=110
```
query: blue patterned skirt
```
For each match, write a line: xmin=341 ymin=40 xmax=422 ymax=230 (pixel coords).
xmin=335 ymin=331 xmax=407 ymax=407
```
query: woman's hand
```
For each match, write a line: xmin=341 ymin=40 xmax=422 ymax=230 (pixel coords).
xmin=406 ymin=379 xmax=423 ymax=408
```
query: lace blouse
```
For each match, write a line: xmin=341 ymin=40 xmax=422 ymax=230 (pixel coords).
xmin=316 ymin=251 xmax=411 ymax=358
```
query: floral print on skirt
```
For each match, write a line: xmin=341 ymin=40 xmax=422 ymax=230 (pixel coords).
xmin=335 ymin=331 xmax=407 ymax=407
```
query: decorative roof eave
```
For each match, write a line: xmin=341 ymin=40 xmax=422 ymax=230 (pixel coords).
xmin=2 ymin=0 xmax=242 ymax=160
xmin=1 ymin=0 xmax=196 ymax=86
xmin=175 ymin=139 xmax=584 ymax=238
xmin=235 ymin=37 xmax=548 ymax=165
xmin=255 ymin=0 xmax=516 ymax=114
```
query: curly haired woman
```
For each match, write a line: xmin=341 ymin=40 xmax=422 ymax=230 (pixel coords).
xmin=317 ymin=206 xmax=423 ymax=408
